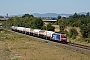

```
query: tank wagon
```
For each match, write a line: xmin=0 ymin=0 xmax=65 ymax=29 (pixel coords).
xmin=17 ymin=27 xmax=25 ymax=33
xmin=11 ymin=26 xmax=18 ymax=31
xmin=30 ymin=29 xmax=34 ymax=36
xmin=24 ymin=28 xmax=31 ymax=35
xmin=11 ymin=26 xmax=15 ymax=31
xmin=22 ymin=28 xmax=26 ymax=34
xmin=33 ymin=29 xmax=41 ymax=37
xmin=45 ymin=31 xmax=55 ymax=40
xmin=39 ymin=30 xmax=46 ymax=39
xmin=11 ymin=26 xmax=67 ymax=42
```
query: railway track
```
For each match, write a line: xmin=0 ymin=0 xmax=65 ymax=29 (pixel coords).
xmin=67 ymin=42 xmax=90 ymax=51
xmin=1 ymin=28 xmax=90 ymax=52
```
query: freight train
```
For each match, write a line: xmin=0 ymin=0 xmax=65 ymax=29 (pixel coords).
xmin=11 ymin=26 xmax=67 ymax=43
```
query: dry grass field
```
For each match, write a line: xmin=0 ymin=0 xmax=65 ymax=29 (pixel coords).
xmin=0 ymin=29 xmax=90 ymax=60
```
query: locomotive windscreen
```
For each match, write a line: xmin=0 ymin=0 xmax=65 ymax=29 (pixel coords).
xmin=61 ymin=34 xmax=67 ymax=38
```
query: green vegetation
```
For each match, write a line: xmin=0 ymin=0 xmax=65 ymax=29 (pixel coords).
xmin=69 ymin=28 xmax=78 ymax=39
xmin=0 ymin=29 xmax=3 ymax=31
xmin=41 ymin=26 xmax=46 ymax=30
xmin=58 ymin=18 xmax=66 ymax=33
xmin=2 ymin=14 xmax=55 ymax=31
xmin=57 ymin=12 xmax=90 ymax=43
xmin=47 ymin=23 xmax=55 ymax=31
xmin=41 ymin=23 xmax=55 ymax=31
xmin=2 ymin=14 xmax=44 ymax=29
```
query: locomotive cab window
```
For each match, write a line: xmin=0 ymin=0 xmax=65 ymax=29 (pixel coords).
xmin=61 ymin=34 xmax=67 ymax=38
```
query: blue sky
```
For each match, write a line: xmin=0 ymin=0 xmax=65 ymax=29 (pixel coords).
xmin=0 ymin=0 xmax=90 ymax=15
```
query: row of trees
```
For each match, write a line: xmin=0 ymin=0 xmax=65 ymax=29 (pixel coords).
xmin=58 ymin=12 xmax=90 ymax=38
xmin=3 ymin=14 xmax=55 ymax=31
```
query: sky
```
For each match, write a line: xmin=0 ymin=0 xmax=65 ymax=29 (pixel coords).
xmin=0 ymin=0 xmax=90 ymax=15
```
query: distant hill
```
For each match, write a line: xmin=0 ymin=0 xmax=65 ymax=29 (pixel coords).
xmin=9 ymin=12 xmax=88 ymax=18
xmin=32 ymin=13 xmax=72 ymax=18
xmin=78 ymin=12 xmax=87 ymax=15
xmin=9 ymin=13 xmax=72 ymax=18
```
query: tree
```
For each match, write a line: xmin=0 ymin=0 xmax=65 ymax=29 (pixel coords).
xmin=47 ymin=23 xmax=55 ymax=31
xmin=41 ymin=26 xmax=46 ymax=30
xmin=58 ymin=15 xmax=61 ymax=19
xmin=86 ymin=12 xmax=90 ymax=17
xmin=30 ymin=18 xmax=44 ymax=29
xmin=80 ymin=14 xmax=86 ymax=18
xmin=59 ymin=24 xmax=65 ymax=33
xmin=73 ymin=13 xmax=78 ymax=18
xmin=58 ymin=19 xmax=66 ymax=33
xmin=69 ymin=28 xmax=78 ymax=39
xmin=22 ymin=14 xmax=34 ymax=18
xmin=80 ymin=25 xmax=88 ymax=38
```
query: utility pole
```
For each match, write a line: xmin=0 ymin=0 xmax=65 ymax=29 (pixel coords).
xmin=6 ymin=13 xmax=8 ymax=29
xmin=6 ymin=20 xmax=7 ymax=29
xmin=46 ymin=25 xmax=47 ymax=40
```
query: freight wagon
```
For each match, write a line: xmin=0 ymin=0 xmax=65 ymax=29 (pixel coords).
xmin=24 ymin=28 xmax=31 ymax=35
xmin=30 ymin=29 xmax=34 ymax=36
xmin=33 ymin=29 xmax=40 ymax=37
xmin=39 ymin=30 xmax=46 ymax=39
xmin=43 ymin=31 xmax=55 ymax=40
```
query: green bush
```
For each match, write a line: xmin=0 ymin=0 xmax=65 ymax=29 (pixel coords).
xmin=47 ymin=23 xmax=55 ymax=31
xmin=0 ymin=29 xmax=3 ymax=31
xmin=72 ymin=35 xmax=76 ymax=39
xmin=77 ymin=38 xmax=90 ymax=43
xmin=84 ymin=39 xmax=90 ymax=43
xmin=69 ymin=28 xmax=78 ymax=39
xmin=63 ymin=30 xmax=69 ymax=37
xmin=41 ymin=26 xmax=46 ymax=30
